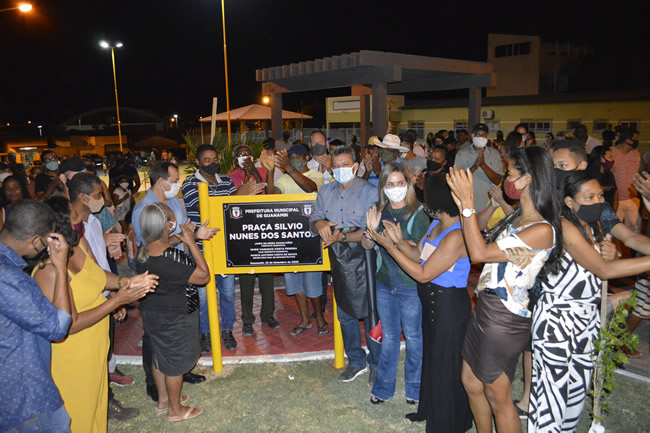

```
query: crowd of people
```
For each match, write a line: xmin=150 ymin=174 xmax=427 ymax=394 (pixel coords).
xmin=1 ymin=120 xmax=649 ymax=432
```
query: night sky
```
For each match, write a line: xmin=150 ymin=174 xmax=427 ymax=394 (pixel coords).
xmin=1 ymin=0 xmax=649 ymax=127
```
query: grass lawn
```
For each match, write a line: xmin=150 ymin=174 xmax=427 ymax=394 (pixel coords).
xmin=108 ymin=353 xmax=650 ymax=433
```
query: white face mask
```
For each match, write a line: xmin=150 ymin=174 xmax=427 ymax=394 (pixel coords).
xmin=119 ymin=182 xmax=130 ymax=190
xmin=384 ymin=186 xmax=408 ymax=203
xmin=0 ymin=173 xmax=10 ymax=183
xmin=163 ymin=181 xmax=180 ymax=199
xmin=236 ymin=156 xmax=249 ymax=168
xmin=473 ymin=136 xmax=488 ymax=148
xmin=333 ymin=166 xmax=356 ymax=185
xmin=168 ymin=220 xmax=177 ymax=233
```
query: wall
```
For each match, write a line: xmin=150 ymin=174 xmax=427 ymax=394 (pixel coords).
xmin=487 ymin=34 xmax=541 ymax=97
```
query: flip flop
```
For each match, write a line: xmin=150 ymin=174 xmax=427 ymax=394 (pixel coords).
xmin=317 ymin=322 xmax=330 ymax=336
xmin=167 ymin=406 xmax=203 ymax=422
xmin=289 ymin=325 xmax=313 ymax=336
xmin=156 ymin=395 xmax=189 ymax=413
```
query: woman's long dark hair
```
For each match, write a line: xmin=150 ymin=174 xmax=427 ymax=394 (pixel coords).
xmin=488 ymin=147 xmax=563 ymax=276
xmin=45 ymin=196 xmax=80 ymax=255
xmin=560 ymin=171 xmax=603 ymax=244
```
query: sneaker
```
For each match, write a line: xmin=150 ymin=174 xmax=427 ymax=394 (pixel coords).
xmin=108 ymin=398 xmax=139 ymax=420
xmin=221 ymin=330 xmax=237 ymax=351
xmin=109 ymin=367 xmax=135 ymax=386
xmin=368 ymin=369 xmax=377 ymax=387
xmin=242 ymin=324 xmax=254 ymax=336
xmin=339 ymin=365 xmax=368 ymax=382
xmin=200 ymin=333 xmax=211 ymax=354
xmin=263 ymin=317 xmax=280 ymax=329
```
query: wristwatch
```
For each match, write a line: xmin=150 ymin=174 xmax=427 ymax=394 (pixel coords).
xmin=288 ymin=167 xmax=297 ymax=175
xmin=340 ymin=232 xmax=348 ymax=242
xmin=461 ymin=208 xmax=476 ymax=218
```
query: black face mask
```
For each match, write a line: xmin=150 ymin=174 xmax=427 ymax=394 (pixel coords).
xmin=554 ymin=168 xmax=574 ymax=189
xmin=201 ymin=163 xmax=220 ymax=176
xmin=427 ymin=160 xmax=442 ymax=172
xmin=310 ymin=144 xmax=327 ymax=156
xmin=631 ymin=140 xmax=639 ymax=149
xmin=577 ymin=202 xmax=604 ymax=224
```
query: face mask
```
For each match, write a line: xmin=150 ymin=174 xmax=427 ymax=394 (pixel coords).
xmin=29 ymin=236 xmax=48 ymax=260
xmin=503 ymin=176 xmax=524 ymax=200
xmin=426 ymin=160 xmax=442 ymax=172
xmin=554 ymin=167 xmax=574 ymax=188
xmin=84 ymin=194 xmax=105 ymax=214
xmin=119 ymin=182 xmax=130 ymax=190
xmin=45 ymin=161 xmax=60 ymax=171
xmin=0 ymin=173 xmax=10 ymax=183
xmin=400 ymin=152 xmax=408 ymax=158
xmin=602 ymin=160 xmax=614 ymax=171
xmin=631 ymin=140 xmax=639 ymax=149
xmin=380 ymin=149 xmax=396 ymax=163
xmin=424 ymin=204 xmax=441 ymax=220
xmin=163 ymin=181 xmax=180 ymax=199
xmin=472 ymin=137 xmax=488 ymax=148
xmin=290 ymin=158 xmax=306 ymax=172
xmin=73 ymin=222 xmax=85 ymax=239
xmin=236 ymin=156 xmax=250 ymax=168
xmin=201 ymin=162 xmax=220 ymax=176
xmin=310 ymin=144 xmax=327 ymax=156
xmin=384 ymin=186 xmax=408 ymax=203
xmin=333 ymin=166 xmax=356 ymax=185
xmin=576 ymin=202 xmax=604 ymax=224
xmin=168 ymin=220 xmax=178 ymax=234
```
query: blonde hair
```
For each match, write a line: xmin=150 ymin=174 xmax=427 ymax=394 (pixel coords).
xmin=136 ymin=203 xmax=175 ymax=263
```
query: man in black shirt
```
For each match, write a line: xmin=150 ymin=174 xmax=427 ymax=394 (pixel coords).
xmin=35 ymin=150 xmax=63 ymax=200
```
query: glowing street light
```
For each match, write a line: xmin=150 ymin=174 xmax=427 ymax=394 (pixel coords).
xmin=99 ymin=40 xmax=124 ymax=152
xmin=173 ymin=114 xmax=178 ymax=128
xmin=262 ymin=96 xmax=270 ymax=105
xmin=0 ymin=3 xmax=32 ymax=13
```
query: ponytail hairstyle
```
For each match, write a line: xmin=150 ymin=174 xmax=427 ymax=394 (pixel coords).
xmin=136 ymin=203 xmax=175 ymax=263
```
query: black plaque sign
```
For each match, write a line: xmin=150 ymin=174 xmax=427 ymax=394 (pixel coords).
xmin=222 ymin=201 xmax=323 ymax=267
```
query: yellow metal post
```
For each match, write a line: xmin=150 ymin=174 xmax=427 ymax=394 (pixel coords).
xmin=199 ymin=183 xmax=223 ymax=372
xmin=332 ymin=292 xmax=344 ymax=369
xmin=221 ymin=0 xmax=231 ymax=148
xmin=110 ymin=47 xmax=123 ymax=153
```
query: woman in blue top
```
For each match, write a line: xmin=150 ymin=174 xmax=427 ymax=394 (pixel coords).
xmin=367 ymin=173 xmax=472 ymax=433
xmin=361 ymin=162 xmax=429 ymax=405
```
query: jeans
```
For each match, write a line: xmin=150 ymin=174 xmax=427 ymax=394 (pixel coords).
xmin=8 ymin=405 xmax=71 ymax=433
xmin=239 ymin=273 xmax=274 ymax=325
xmin=371 ymin=281 xmax=423 ymax=401
xmin=198 ymin=274 xmax=236 ymax=334
xmin=337 ymin=305 xmax=381 ymax=371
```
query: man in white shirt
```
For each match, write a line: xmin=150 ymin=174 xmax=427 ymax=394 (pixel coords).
xmin=574 ymin=124 xmax=602 ymax=154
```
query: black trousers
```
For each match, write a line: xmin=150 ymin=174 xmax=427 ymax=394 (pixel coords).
xmin=239 ymin=273 xmax=274 ymax=325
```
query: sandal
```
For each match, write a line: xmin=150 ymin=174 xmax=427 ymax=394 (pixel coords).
xmin=317 ymin=322 xmax=330 ymax=336
xmin=370 ymin=396 xmax=385 ymax=405
xmin=156 ymin=395 xmax=189 ymax=413
xmin=289 ymin=325 xmax=313 ymax=336
xmin=167 ymin=406 xmax=203 ymax=422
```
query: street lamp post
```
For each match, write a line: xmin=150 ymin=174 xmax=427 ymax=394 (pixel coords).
xmin=99 ymin=40 xmax=124 ymax=152
xmin=221 ymin=0 xmax=231 ymax=148
xmin=0 ymin=3 xmax=32 ymax=13
xmin=173 ymin=114 xmax=179 ymax=129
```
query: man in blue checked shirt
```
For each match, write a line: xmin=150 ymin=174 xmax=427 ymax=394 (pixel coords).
xmin=0 ymin=200 xmax=74 ymax=432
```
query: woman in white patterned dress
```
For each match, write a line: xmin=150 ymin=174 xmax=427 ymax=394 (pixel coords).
xmin=529 ymin=171 xmax=650 ymax=432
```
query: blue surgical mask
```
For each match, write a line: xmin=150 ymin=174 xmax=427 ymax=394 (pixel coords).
xmin=333 ymin=166 xmax=356 ymax=184
xmin=45 ymin=161 xmax=60 ymax=171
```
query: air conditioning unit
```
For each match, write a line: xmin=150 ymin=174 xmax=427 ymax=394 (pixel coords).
xmin=481 ymin=110 xmax=494 ymax=119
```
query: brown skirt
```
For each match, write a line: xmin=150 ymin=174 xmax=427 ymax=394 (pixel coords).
xmin=461 ymin=291 xmax=531 ymax=384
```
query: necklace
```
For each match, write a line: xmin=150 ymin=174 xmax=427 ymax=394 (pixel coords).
xmin=386 ymin=205 xmax=406 ymax=223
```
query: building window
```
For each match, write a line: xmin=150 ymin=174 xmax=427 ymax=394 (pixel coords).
xmin=485 ymin=120 xmax=500 ymax=133
xmin=619 ymin=120 xmax=640 ymax=131
xmin=521 ymin=119 xmax=552 ymax=133
xmin=454 ymin=120 xmax=468 ymax=133
xmin=592 ymin=120 xmax=608 ymax=133
xmin=567 ymin=119 xmax=582 ymax=132
xmin=408 ymin=121 xmax=425 ymax=140
xmin=495 ymin=42 xmax=531 ymax=58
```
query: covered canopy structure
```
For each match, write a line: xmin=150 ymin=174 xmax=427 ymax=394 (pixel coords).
xmin=256 ymin=50 xmax=495 ymax=146
xmin=199 ymin=104 xmax=312 ymax=122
